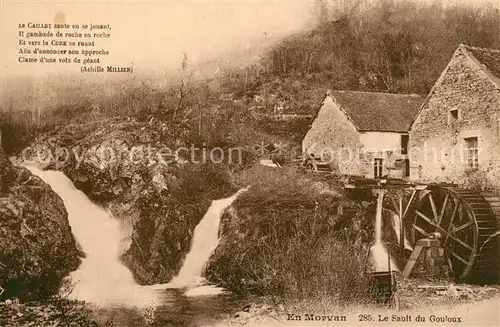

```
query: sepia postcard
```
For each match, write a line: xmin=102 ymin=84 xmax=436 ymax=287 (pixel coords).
xmin=0 ymin=0 xmax=499 ymax=326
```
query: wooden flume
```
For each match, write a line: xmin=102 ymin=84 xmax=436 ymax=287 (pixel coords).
xmin=345 ymin=177 xmax=498 ymax=283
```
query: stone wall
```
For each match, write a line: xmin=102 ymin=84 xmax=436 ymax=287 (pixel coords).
xmin=302 ymin=97 xmax=408 ymax=178
xmin=409 ymin=49 xmax=500 ymax=192
xmin=403 ymin=238 xmax=450 ymax=280
xmin=359 ymin=131 xmax=405 ymax=178
xmin=302 ymin=96 xmax=363 ymax=175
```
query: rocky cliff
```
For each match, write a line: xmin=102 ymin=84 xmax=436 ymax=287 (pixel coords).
xmin=26 ymin=117 xmax=236 ymax=284
xmin=0 ymin=148 xmax=81 ymax=300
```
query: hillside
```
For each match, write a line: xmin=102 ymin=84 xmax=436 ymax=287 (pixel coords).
xmin=2 ymin=2 xmax=499 ymax=158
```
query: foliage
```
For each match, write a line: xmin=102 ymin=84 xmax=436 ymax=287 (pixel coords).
xmin=207 ymin=166 xmax=376 ymax=305
xmin=3 ymin=1 xmax=498 ymax=156
xmin=263 ymin=1 xmax=499 ymax=94
xmin=0 ymin=111 xmax=37 ymax=155
xmin=0 ymin=281 xmax=114 ymax=327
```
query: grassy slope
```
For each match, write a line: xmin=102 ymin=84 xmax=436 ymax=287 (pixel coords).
xmin=206 ymin=166 xmax=380 ymax=305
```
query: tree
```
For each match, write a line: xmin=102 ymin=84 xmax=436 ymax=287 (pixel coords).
xmin=174 ymin=52 xmax=193 ymax=118
xmin=315 ymin=0 xmax=329 ymax=25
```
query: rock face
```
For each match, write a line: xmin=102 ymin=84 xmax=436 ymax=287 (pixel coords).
xmin=0 ymin=148 xmax=81 ymax=300
xmin=26 ymin=117 xmax=235 ymax=284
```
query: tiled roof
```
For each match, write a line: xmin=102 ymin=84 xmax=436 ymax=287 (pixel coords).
xmin=463 ymin=45 xmax=500 ymax=87
xmin=330 ymin=90 xmax=424 ymax=132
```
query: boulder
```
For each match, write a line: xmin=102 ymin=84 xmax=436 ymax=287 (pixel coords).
xmin=0 ymin=148 xmax=81 ymax=300
xmin=27 ymin=117 xmax=235 ymax=284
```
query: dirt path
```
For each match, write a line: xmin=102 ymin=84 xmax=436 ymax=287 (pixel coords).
xmin=207 ymin=295 xmax=499 ymax=327
xmin=206 ymin=279 xmax=500 ymax=327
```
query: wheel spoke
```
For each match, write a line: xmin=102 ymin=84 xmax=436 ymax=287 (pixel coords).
xmin=429 ymin=195 xmax=438 ymax=221
xmin=438 ymin=193 xmax=450 ymax=225
xmin=416 ymin=210 xmax=436 ymax=226
xmin=412 ymin=224 xmax=430 ymax=237
xmin=458 ymin=205 xmax=464 ymax=225
xmin=451 ymin=221 xmax=472 ymax=234
xmin=417 ymin=209 xmax=474 ymax=251
xmin=443 ymin=201 xmax=459 ymax=245
xmin=412 ymin=187 xmax=483 ymax=281
xmin=438 ymin=226 xmax=474 ymax=251
xmin=451 ymin=252 xmax=470 ymax=266
xmin=447 ymin=201 xmax=459 ymax=232
xmin=403 ymin=190 xmax=417 ymax=218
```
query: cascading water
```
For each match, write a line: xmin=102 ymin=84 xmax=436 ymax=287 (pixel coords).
xmin=374 ymin=191 xmax=383 ymax=245
xmin=24 ymin=165 xmax=159 ymax=308
xmin=370 ymin=190 xmax=398 ymax=272
xmin=158 ymin=188 xmax=248 ymax=293
xmin=25 ymin=163 xmax=247 ymax=306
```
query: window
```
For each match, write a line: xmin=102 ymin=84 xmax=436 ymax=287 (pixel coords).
xmin=450 ymin=110 xmax=458 ymax=120
xmin=449 ymin=109 xmax=459 ymax=123
xmin=401 ymin=135 xmax=409 ymax=155
xmin=374 ymin=158 xmax=383 ymax=178
xmin=465 ymin=137 xmax=479 ymax=169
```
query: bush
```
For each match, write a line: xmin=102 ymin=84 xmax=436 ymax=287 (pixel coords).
xmin=207 ymin=167 xmax=376 ymax=305
xmin=0 ymin=281 xmax=114 ymax=327
xmin=173 ymin=163 xmax=235 ymax=202
xmin=0 ymin=112 xmax=36 ymax=155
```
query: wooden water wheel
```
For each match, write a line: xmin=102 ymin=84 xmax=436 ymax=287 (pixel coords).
xmin=411 ymin=186 xmax=498 ymax=282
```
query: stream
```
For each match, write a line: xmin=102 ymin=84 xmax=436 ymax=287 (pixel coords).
xmin=24 ymin=164 xmax=248 ymax=327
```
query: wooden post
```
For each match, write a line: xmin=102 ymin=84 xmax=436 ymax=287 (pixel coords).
xmin=375 ymin=189 xmax=386 ymax=244
xmin=245 ymin=68 xmax=248 ymax=90
xmin=399 ymin=192 xmax=405 ymax=263
xmin=388 ymin=242 xmax=392 ymax=273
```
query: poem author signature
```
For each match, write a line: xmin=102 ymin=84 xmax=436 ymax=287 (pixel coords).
xmin=81 ymin=65 xmax=132 ymax=73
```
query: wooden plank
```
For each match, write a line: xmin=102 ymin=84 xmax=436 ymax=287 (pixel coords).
xmin=417 ymin=285 xmax=447 ymax=290
xmin=403 ymin=244 xmax=423 ymax=278
xmin=429 ymin=195 xmax=438 ymax=221
xmin=451 ymin=221 xmax=472 ymax=233
xmin=486 ymin=203 xmax=500 ymax=207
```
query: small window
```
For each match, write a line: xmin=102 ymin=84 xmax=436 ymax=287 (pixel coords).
xmin=374 ymin=158 xmax=383 ymax=178
xmin=401 ymin=135 xmax=409 ymax=155
xmin=465 ymin=137 xmax=479 ymax=169
xmin=449 ymin=109 xmax=459 ymax=123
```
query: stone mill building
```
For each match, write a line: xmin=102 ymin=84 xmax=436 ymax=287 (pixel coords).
xmin=409 ymin=44 xmax=500 ymax=191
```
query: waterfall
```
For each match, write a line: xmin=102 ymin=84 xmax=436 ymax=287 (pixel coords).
xmin=370 ymin=190 xmax=398 ymax=272
xmin=26 ymin=163 xmax=248 ymax=304
xmin=374 ymin=190 xmax=384 ymax=245
xmin=391 ymin=212 xmax=413 ymax=251
xmin=169 ymin=188 xmax=248 ymax=288
xmin=24 ymin=165 xmax=158 ymax=307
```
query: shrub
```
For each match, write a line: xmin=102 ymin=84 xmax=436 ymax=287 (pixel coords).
xmin=173 ymin=163 xmax=235 ymax=202
xmin=207 ymin=167 xmax=376 ymax=305
xmin=0 ymin=112 xmax=36 ymax=155
xmin=0 ymin=281 xmax=114 ymax=327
